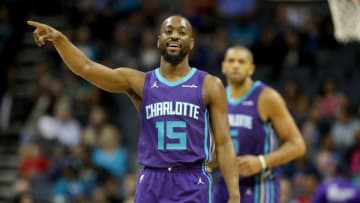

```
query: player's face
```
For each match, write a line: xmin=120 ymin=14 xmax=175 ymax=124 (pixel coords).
xmin=158 ymin=17 xmax=194 ymax=65
xmin=222 ymin=49 xmax=254 ymax=85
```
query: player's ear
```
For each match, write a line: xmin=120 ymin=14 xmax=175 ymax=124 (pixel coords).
xmin=190 ymin=37 xmax=194 ymax=50
xmin=221 ymin=61 xmax=226 ymax=74
xmin=249 ymin=64 xmax=256 ymax=76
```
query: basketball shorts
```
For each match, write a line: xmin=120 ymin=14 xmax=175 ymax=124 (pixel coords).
xmin=134 ymin=165 xmax=213 ymax=203
xmin=214 ymin=175 xmax=280 ymax=203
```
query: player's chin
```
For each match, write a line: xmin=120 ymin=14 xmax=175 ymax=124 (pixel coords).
xmin=230 ymin=77 xmax=243 ymax=83
xmin=166 ymin=49 xmax=181 ymax=56
xmin=166 ymin=51 xmax=180 ymax=56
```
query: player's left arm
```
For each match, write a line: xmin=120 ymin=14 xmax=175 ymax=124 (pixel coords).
xmin=259 ymin=87 xmax=306 ymax=168
xmin=203 ymin=75 xmax=240 ymax=202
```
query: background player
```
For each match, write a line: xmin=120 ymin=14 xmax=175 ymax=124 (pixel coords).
xmin=210 ymin=45 xmax=306 ymax=203
xmin=28 ymin=16 xmax=240 ymax=203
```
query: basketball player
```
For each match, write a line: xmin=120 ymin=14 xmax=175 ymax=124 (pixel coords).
xmin=210 ymin=46 xmax=306 ymax=203
xmin=28 ymin=16 xmax=240 ymax=203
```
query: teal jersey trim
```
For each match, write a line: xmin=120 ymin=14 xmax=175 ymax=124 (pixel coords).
xmin=203 ymin=110 xmax=212 ymax=202
xmin=227 ymin=81 xmax=261 ymax=106
xmin=202 ymin=163 xmax=212 ymax=203
xmin=204 ymin=110 xmax=209 ymax=161
xmin=263 ymin=123 xmax=271 ymax=154
xmin=155 ymin=67 xmax=197 ymax=87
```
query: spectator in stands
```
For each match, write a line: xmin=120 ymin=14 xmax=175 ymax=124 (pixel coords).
xmin=92 ymin=186 xmax=110 ymax=203
xmin=139 ymin=29 xmax=159 ymax=71
xmin=37 ymin=99 xmax=81 ymax=147
xmin=13 ymin=192 xmax=33 ymax=203
xmin=302 ymin=103 xmax=323 ymax=153
xmin=19 ymin=143 xmax=49 ymax=180
xmin=82 ymin=105 xmax=108 ymax=147
xmin=71 ymin=144 xmax=98 ymax=195
xmin=75 ymin=25 xmax=98 ymax=61
xmin=280 ymin=178 xmax=297 ymax=203
xmin=330 ymin=103 xmax=360 ymax=154
xmin=315 ymin=135 xmax=338 ymax=180
xmin=92 ymin=125 xmax=128 ymax=179
xmin=282 ymin=80 xmax=303 ymax=114
xmin=315 ymin=78 xmax=346 ymax=119
xmin=282 ymin=28 xmax=315 ymax=68
xmin=346 ymin=130 xmax=360 ymax=184
xmin=121 ymin=172 xmax=137 ymax=201
xmin=216 ymin=0 xmax=256 ymax=18
xmin=108 ymin=23 xmax=136 ymax=67
xmin=53 ymin=164 xmax=86 ymax=203
xmin=293 ymin=169 xmax=319 ymax=203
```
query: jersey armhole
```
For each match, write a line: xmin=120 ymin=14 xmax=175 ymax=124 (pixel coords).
xmin=140 ymin=71 xmax=153 ymax=113
xmin=198 ymin=71 xmax=208 ymax=109
xmin=256 ymin=86 xmax=269 ymax=123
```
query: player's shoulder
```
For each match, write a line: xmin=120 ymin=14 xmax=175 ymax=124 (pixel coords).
xmin=203 ymin=74 xmax=224 ymax=89
xmin=202 ymin=74 xmax=225 ymax=105
xmin=203 ymin=74 xmax=224 ymax=91
xmin=259 ymin=84 xmax=285 ymax=106
xmin=258 ymin=84 xmax=287 ymax=119
xmin=115 ymin=66 xmax=147 ymax=78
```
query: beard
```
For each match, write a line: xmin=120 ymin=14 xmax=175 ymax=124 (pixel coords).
xmin=159 ymin=45 xmax=190 ymax=65
xmin=229 ymin=74 xmax=248 ymax=86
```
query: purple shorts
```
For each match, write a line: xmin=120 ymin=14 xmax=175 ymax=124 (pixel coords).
xmin=134 ymin=166 xmax=213 ymax=203
xmin=214 ymin=175 xmax=280 ymax=203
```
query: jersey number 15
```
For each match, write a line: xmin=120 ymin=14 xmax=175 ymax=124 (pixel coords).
xmin=156 ymin=121 xmax=187 ymax=150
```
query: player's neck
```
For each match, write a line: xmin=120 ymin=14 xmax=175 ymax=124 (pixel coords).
xmin=159 ymin=57 xmax=192 ymax=82
xmin=229 ymin=79 xmax=253 ymax=99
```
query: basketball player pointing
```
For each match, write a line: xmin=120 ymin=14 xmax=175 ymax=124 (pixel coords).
xmin=28 ymin=16 xmax=240 ymax=203
xmin=211 ymin=46 xmax=306 ymax=203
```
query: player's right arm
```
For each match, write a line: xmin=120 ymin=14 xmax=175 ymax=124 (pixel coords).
xmin=28 ymin=21 xmax=145 ymax=106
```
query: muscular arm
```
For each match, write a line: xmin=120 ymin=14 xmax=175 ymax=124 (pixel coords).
xmin=53 ymin=35 xmax=145 ymax=93
xmin=28 ymin=21 xmax=145 ymax=108
xmin=204 ymin=75 xmax=240 ymax=200
xmin=259 ymin=88 xmax=306 ymax=168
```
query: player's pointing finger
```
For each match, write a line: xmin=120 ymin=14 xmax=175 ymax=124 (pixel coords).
xmin=27 ymin=20 xmax=44 ymax=28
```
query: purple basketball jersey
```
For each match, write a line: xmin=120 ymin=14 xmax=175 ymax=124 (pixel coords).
xmin=214 ymin=81 xmax=280 ymax=203
xmin=138 ymin=68 xmax=211 ymax=168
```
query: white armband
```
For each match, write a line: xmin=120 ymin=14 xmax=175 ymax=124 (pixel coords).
xmin=258 ymin=155 xmax=267 ymax=170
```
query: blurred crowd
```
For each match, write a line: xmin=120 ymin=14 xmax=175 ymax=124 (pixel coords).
xmin=0 ymin=0 xmax=360 ymax=203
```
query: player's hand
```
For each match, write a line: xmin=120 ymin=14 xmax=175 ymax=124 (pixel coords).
xmin=27 ymin=20 xmax=61 ymax=47
xmin=237 ymin=155 xmax=262 ymax=177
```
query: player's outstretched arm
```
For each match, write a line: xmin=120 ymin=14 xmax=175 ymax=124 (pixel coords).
xmin=258 ymin=88 xmax=306 ymax=168
xmin=203 ymin=75 xmax=240 ymax=203
xmin=27 ymin=20 xmax=145 ymax=96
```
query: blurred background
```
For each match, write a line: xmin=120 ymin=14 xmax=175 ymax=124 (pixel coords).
xmin=0 ymin=0 xmax=359 ymax=202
